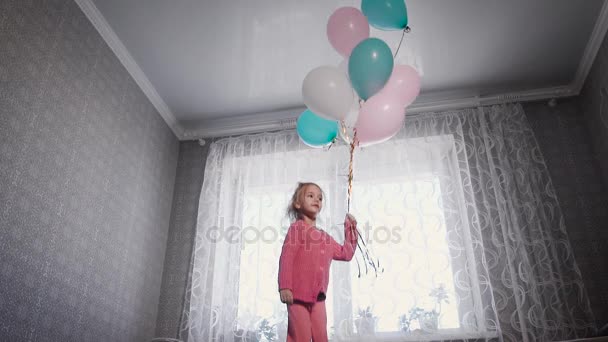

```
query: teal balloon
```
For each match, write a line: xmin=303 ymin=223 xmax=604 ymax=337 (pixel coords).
xmin=348 ymin=38 xmax=394 ymax=100
xmin=296 ymin=110 xmax=339 ymax=147
xmin=361 ymin=0 xmax=408 ymax=31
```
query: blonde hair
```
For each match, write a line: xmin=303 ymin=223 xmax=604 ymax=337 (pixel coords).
xmin=287 ymin=182 xmax=323 ymax=221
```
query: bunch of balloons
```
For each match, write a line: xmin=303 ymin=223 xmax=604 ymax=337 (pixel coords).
xmin=297 ymin=0 xmax=421 ymax=148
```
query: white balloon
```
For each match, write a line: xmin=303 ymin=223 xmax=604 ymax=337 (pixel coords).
xmin=302 ymin=66 xmax=353 ymax=121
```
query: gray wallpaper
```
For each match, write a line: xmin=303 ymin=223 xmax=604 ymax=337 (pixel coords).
xmin=1 ymin=1 xmax=179 ymax=341
xmin=578 ymin=26 xmax=608 ymax=328
xmin=154 ymin=141 xmax=209 ymax=340
xmin=523 ymin=100 xmax=608 ymax=328
xmin=580 ymin=29 xmax=608 ymax=188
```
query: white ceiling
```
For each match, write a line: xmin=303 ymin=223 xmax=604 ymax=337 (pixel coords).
xmin=79 ymin=0 xmax=608 ymax=139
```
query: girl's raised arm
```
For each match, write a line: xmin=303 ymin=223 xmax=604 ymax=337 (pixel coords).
xmin=332 ymin=215 xmax=358 ymax=261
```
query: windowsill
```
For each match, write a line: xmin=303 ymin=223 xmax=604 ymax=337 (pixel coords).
xmin=334 ymin=329 xmax=499 ymax=342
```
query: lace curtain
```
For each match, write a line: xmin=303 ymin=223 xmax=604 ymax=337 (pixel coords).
xmin=180 ymin=104 xmax=595 ymax=342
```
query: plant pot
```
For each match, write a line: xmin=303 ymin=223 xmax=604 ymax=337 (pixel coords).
xmin=355 ymin=317 xmax=377 ymax=336
xmin=418 ymin=316 xmax=438 ymax=332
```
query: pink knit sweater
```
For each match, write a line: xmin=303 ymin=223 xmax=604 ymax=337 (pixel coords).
xmin=278 ymin=218 xmax=358 ymax=303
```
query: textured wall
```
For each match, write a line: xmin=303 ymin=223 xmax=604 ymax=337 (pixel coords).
xmin=0 ymin=1 xmax=179 ymax=341
xmin=580 ymin=29 xmax=608 ymax=188
xmin=154 ymin=141 xmax=210 ymax=340
xmin=578 ymin=23 xmax=608 ymax=328
xmin=523 ymin=99 xmax=608 ymax=328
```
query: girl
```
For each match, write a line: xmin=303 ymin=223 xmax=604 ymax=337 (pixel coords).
xmin=278 ymin=182 xmax=358 ymax=342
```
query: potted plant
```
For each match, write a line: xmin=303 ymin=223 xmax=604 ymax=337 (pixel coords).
xmin=429 ymin=285 xmax=449 ymax=314
xmin=399 ymin=312 xmax=413 ymax=332
xmin=256 ymin=318 xmax=277 ymax=341
xmin=398 ymin=284 xmax=450 ymax=333
xmin=407 ymin=307 xmax=432 ymax=331
xmin=354 ymin=306 xmax=378 ymax=336
xmin=231 ymin=317 xmax=276 ymax=342
xmin=417 ymin=309 xmax=439 ymax=332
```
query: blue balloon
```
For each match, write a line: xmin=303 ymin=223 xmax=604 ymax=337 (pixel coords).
xmin=361 ymin=0 xmax=408 ymax=31
xmin=296 ymin=110 xmax=339 ymax=147
xmin=348 ymin=38 xmax=394 ymax=100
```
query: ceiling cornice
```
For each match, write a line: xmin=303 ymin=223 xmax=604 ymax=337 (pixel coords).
xmin=572 ymin=0 xmax=608 ymax=94
xmin=78 ymin=0 xmax=608 ymax=141
xmin=74 ymin=0 xmax=185 ymax=139
xmin=183 ymin=85 xmax=575 ymax=139
xmin=182 ymin=108 xmax=303 ymax=139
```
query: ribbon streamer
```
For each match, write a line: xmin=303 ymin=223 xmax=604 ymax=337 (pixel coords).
xmin=347 ymin=130 xmax=357 ymax=212
xmin=345 ymin=130 xmax=383 ymax=278
xmin=393 ymin=26 xmax=411 ymax=59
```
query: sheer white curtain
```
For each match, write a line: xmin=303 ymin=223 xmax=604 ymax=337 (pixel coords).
xmin=180 ymin=104 xmax=595 ymax=342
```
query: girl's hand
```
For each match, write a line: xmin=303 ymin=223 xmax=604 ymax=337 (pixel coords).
xmin=345 ymin=213 xmax=357 ymax=227
xmin=280 ymin=289 xmax=294 ymax=305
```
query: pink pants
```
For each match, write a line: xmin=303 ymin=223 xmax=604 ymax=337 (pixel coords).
xmin=286 ymin=301 xmax=328 ymax=342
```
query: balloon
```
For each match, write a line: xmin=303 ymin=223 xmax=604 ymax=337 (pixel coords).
xmin=354 ymin=89 xmax=405 ymax=147
xmin=327 ymin=7 xmax=370 ymax=57
xmin=302 ymin=66 xmax=354 ymax=120
xmin=361 ymin=0 xmax=408 ymax=31
xmin=382 ymin=65 xmax=421 ymax=107
xmin=348 ymin=38 xmax=394 ymax=100
xmin=296 ymin=109 xmax=339 ymax=147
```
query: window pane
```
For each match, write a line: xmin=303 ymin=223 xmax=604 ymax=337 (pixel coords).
xmin=349 ymin=178 xmax=460 ymax=333
xmin=237 ymin=187 xmax=290 ymax=335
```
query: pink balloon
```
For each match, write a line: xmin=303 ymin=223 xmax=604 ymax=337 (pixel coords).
xmin=383 ymin=65 xmax=421 ymax=107
xmin=327 ymin=7 xmax=370 ymax=57
xmin=354 ymin=90 xmax=405 ymax=147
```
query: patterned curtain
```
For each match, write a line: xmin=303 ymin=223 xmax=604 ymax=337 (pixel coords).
xmin=180 ymin=104 xmax=596 ymax=342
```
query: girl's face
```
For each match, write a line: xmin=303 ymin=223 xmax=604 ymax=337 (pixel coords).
xmin=296 ymin=185 xmax=323 ymax=219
